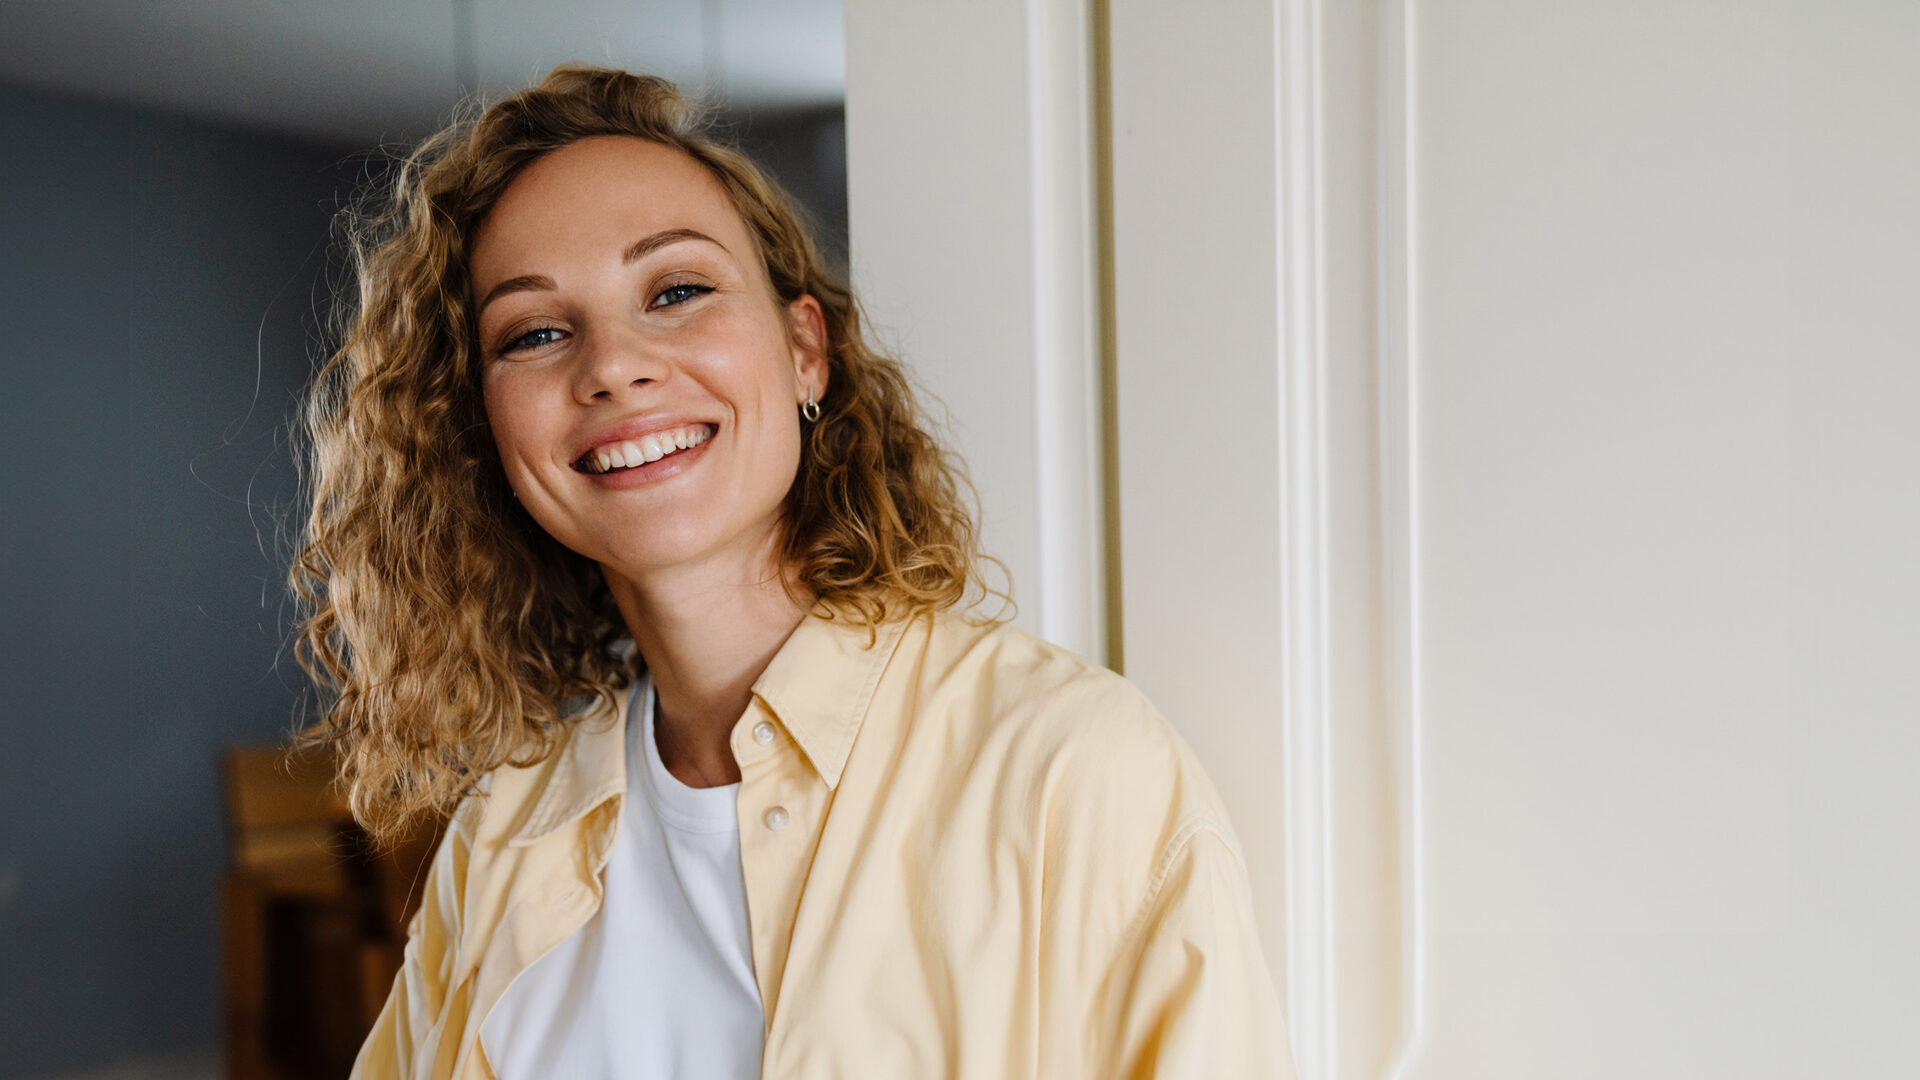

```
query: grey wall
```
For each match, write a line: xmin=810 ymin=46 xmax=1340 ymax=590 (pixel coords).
xmin=0 ymin=83 xmax=349 ymax=1078
xmin=0 ymin=85 xmax=845 ymax=1079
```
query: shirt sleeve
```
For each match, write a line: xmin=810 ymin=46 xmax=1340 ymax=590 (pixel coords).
xmin=1091 ymin=824 xmax=1300 ymax=1080
xmin=350 ymin=800 xmax=477 ymax=1080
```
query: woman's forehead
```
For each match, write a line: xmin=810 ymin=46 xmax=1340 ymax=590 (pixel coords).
xmin=471 ymin=137 xmax=753 ymax=287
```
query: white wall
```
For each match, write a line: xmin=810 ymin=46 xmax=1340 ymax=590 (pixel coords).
xmin=1104 ymin=0 xmax=1298 ymax=1034
xmin=844 ymin=0 xmax=1105 ymax=659
xmin=849 ymin=1 xmax=1920 ymax=1077
xmin=1383 ymin=2 xmax=1920 ymax=1076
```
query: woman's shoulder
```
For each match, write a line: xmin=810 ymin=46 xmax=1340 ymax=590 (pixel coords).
xmin=916 ymin=607 xmax=1182 ymax=742
xmin=903 ymin=607 xmax=1252 ymax=944
xmin=911 ymin=606 xmax=1243 ymax=851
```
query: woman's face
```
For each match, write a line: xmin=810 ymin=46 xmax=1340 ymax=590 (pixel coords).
xmin=470 ymin=136 xmax=827 ymax=583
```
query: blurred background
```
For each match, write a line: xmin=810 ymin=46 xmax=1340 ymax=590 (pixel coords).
xmin=5 ymin=2 xmax=1919 ymax=1080
xmin=0 ymin=2 xmax=843 ymax=1078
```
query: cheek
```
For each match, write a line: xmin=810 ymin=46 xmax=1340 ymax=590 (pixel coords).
xmin=480 ymin=372 xmax=546 ymax=471
xmin=748 ymin=396 xmax=805 ymax=501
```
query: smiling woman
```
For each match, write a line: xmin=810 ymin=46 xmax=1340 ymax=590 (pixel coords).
xmin=293 ymin=68 xmax=981 ymax=823
xmin=290 ymin=65 xmax=1292 ymax=1080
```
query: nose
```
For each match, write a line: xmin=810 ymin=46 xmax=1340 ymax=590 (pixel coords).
xmin=571 ymin=323 xmax=669 ymax=404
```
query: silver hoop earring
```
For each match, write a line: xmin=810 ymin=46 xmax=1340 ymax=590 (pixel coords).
xmin=802 ymin=386 xmax=822 ymax=422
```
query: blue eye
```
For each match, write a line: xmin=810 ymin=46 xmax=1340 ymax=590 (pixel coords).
xmin=502 ymin=326 xmax=565 ymax=353
xmin=655 ymin=283 xmax=712 ymax=308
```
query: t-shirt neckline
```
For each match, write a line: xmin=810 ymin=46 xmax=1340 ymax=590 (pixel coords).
xmin=630 ymin=672 xmax=741 ymax=835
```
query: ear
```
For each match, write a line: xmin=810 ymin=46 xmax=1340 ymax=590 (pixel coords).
xmin=786 ymin=293 xmax=830 ymax=405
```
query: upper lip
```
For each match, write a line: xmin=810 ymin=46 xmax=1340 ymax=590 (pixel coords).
xmin=572 ymin=414 xmax=720 ymax=467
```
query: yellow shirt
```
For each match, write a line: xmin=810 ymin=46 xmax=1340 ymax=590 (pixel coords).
xmin=353 ymin=602 xmax=1298 ymax=1079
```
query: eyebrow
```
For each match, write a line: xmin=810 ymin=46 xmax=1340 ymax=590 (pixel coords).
xmin=476 ymin=228 xmax=729 ymax=315
xmin=623 ymin=227 xmax=724 ymax=264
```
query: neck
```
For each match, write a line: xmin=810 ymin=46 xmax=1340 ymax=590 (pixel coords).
xmin=604 ymin=530 xmax=814 ymax=789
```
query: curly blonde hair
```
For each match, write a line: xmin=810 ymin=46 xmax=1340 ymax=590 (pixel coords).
xmin=291 ymin=65 xmax=1005 ymax=843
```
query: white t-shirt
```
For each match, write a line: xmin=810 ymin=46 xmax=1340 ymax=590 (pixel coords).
xmin=479 ymin=672 xmax=764 ymax=1078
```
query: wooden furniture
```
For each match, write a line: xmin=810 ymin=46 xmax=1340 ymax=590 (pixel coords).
xmin=220 ymin=744 xmax=436 ymax=1080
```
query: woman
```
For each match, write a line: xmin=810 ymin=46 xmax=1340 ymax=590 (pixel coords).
xmin=293 ymin=65 xmax=1295 ymax=1079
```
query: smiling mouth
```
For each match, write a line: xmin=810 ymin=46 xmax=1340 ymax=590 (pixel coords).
xmin=575 ymin=423 xmax=718 ymax=475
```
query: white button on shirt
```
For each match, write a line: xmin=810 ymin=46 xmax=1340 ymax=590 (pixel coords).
xmin=478 ymin=671 xmax=763 ymax=1080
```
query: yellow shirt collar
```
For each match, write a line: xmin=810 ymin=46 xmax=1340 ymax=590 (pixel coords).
xmin=506 ymin=601 xmax=916 ymax=847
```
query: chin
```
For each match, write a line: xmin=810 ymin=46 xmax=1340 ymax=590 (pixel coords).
xmin=588 ymin=521 xmax=729 ymax=577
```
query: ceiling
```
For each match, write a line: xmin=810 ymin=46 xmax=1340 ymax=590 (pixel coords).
xmin=0 ymin=0 xmax=844 ymax=146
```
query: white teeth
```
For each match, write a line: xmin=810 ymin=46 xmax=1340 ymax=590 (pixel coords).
xmin=584 ymin=424 xmax=712 ymax=473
